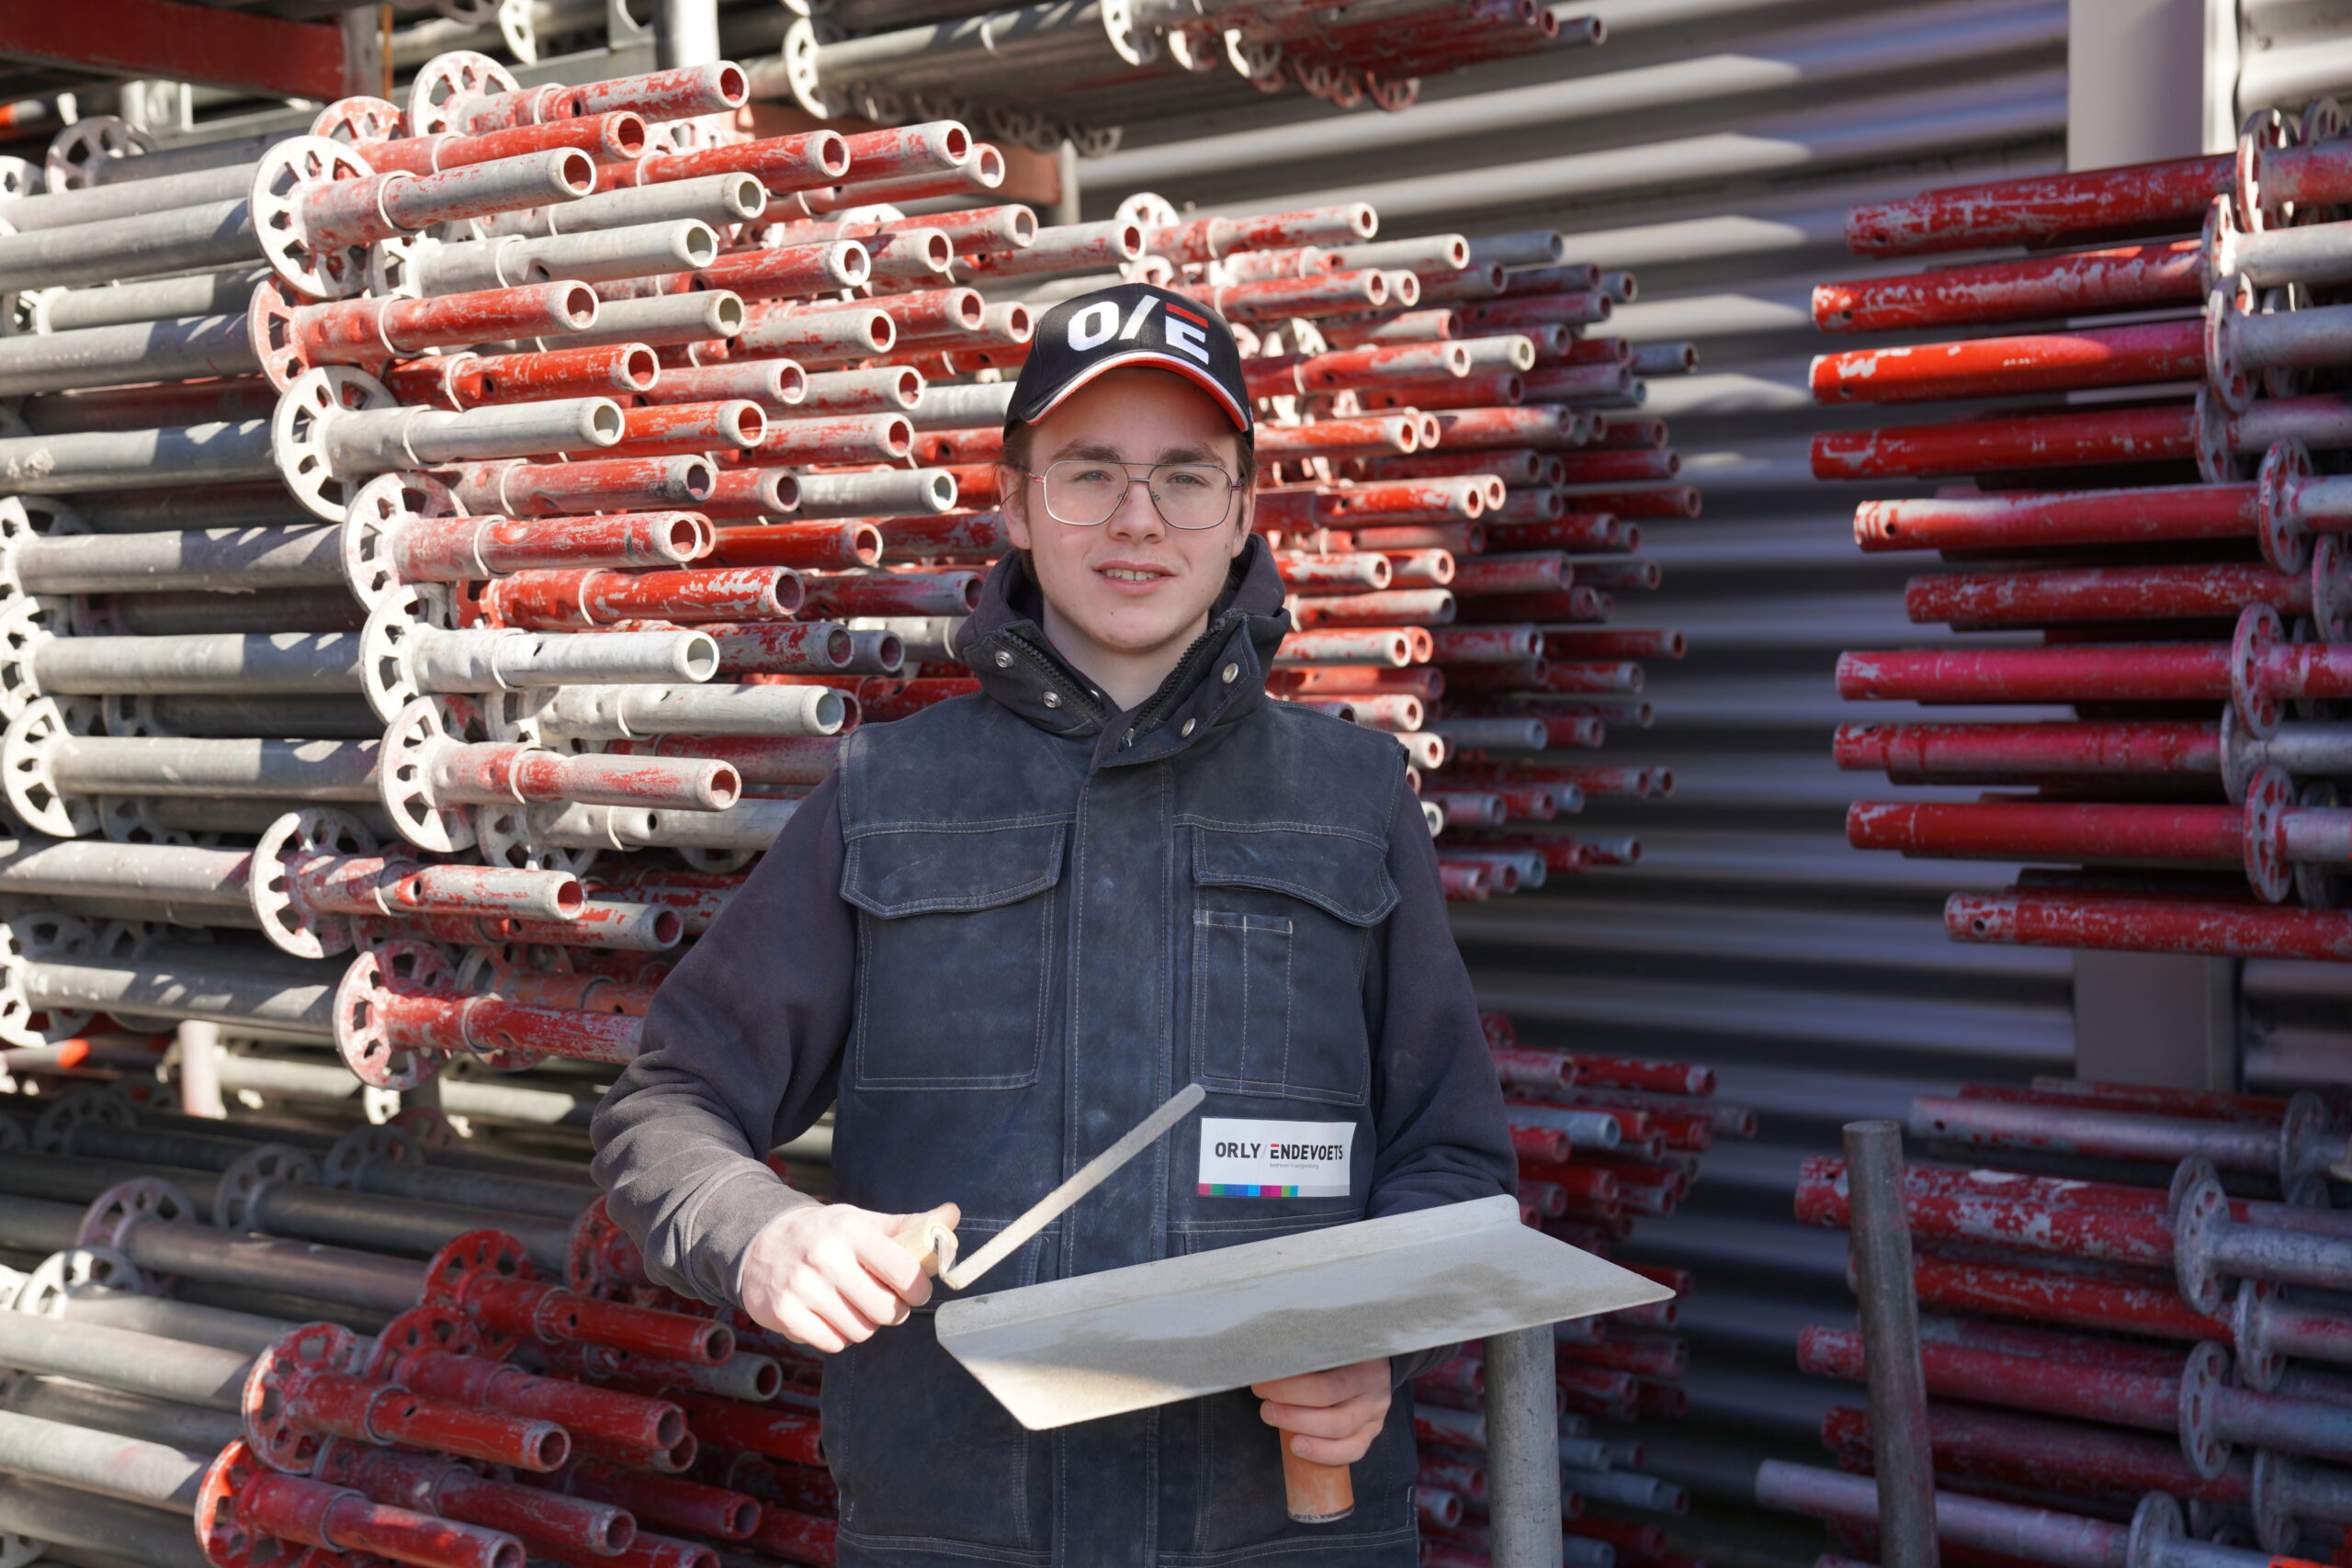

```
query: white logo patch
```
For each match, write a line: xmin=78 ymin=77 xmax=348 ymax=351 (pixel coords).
xmin=1198 ymin=1118 xmax=1354 ymax=1197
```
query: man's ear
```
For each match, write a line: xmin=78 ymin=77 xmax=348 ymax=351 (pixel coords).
xmin=1229 ymin=488 xmax=1253 ymax=558
xmin=999 ymin=462 xmax=1034 ymax=550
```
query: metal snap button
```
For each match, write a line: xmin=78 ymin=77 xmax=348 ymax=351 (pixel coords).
xmin=1043 ymin=691 xmax=1062 ymax=708
xmin=993 ymin=650 xmax=1012 ymax=668
xmin=1221 ymin=662 xmax=1239 ymax=683
xmin=1182 ymin=717 xmax=1198 ymax=737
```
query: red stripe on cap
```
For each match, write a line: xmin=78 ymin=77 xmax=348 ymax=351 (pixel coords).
xmin=1166 ymin=304 xmax=1210 ymax=327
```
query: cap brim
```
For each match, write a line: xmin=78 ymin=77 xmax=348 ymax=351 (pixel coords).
xmin=1021 ymin=349 xmax=1252 ymax=436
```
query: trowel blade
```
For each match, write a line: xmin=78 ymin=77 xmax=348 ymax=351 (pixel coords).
xmin=933 ymin=1193 xmax=1670 ymax=1430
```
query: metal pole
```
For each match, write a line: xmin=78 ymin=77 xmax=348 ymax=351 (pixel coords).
xmin=175 ymin=1020 xmax=223 ymax=1119
xmin=656 ymin=0 xmax=724 ymax=69
xmin=1483 ymin=1323 xmax=1562 ymax=1568
xmin=1845 ymin=1119 xmax=1939 ymax=1568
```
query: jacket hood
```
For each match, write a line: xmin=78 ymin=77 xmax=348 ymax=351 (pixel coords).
xmin=952 ymin=534 xmax=1293 ymax=770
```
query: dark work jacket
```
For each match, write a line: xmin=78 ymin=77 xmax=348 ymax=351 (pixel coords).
xmin=593 ymin=537 xmax=1517 ymax=1568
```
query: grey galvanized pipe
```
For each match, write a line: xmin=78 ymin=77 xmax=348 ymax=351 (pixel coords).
xmin=198 ymin=1050 xmax=595 ymax=1127
xmin=29 ymin=632 xmax=363 ymax=695
xmin=334 ymin=1158 xmax=595 ymax=1224
xmin=32 ymin=268 xmax=269 ymax=333
xmin=425 ymin=219 xmax=719 ymax=293
xmin=551 ymin=289 xmax=743 ymax=350
xmin=907 ymin=378 xmax=1016 ymax=429
xmin=0 ymin=162 xmax=253 ymax=232
xmin=0 ymin=419 xmax=278 ymax=491
xmin=408 ymin=626 xmax=720 ymax=693
xmin=525 ymin=682 xmax=845 ymax=740
xmin=795 ymin=468 xmax=957 ymax=518
xmin=28 ymin=1284 xmax=296 ymax=1358
xmin=0 ymin=1478 xmax=211 ymax=1568
xmin=101 ymin=1210 xmax=424 ymax=1315
xmin=241 ymin=1181 xmax=576 ymax=1274
xmin=0 ymin=1301 xmax=254 ymax=1411
xmin=487 ymin=173 xmax=766 ymax=239
xmin=0 ymin=1406 xmax=206 ymax=1511
xmin=1756 ymin=1461 xmax=2124 ymax=1568
xmin=1844 ymin=1119 xmax=1939 ymax=1568
xmin=0 ymin=197 xmax=265 ymax=292
xmin=40 ymin=737 xmax=379 ymax=801
xmin=0 ymin=312 xmax=265 ymax=398
xmin=1482 ymin=1325 xmax=1562 ymax=1568
xmin=0 ymin=839 xmax=253 ymax=906
xmin=18 ymin=955 xmax=340 ymax=1041
xmin=6 ymin=1372 xmax=245 ymax=1454
xmin=530 ymin=796 xmax=798 ymax=852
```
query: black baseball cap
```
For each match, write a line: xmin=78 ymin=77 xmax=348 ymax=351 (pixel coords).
xmin=1005 ymin=282 xmax=1253 ymax=441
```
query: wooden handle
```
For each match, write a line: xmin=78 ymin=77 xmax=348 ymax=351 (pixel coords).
xmin=1281 ymin=1442 xmax=1354 ymax=1524
xmin=891 ymin=1214 xmax=959 ymax=1280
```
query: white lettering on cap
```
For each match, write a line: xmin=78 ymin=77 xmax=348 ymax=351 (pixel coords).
xmin=1165 ymin=315 xmax=1210 ymax=364
xmin=1120 ymin=294 xmax=1159 ymax=339
xmin=1068 ymin=300 xmax=1119 ymax=351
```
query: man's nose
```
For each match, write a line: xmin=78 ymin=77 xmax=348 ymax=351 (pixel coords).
xmin=1104 ymin=476 xmax=1166 ymax=540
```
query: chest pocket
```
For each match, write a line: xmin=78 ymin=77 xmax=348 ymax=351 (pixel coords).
xmin=1189 ymin=825 xmax=1397 ymax=1108
xmin=842 ymin=820 xmax=1065 ymax=1089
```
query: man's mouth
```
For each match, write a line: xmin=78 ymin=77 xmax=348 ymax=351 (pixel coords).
xmin=1097 ymin=564 xmax=1172 ymax=582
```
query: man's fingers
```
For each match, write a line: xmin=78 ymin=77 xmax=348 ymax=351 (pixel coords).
xmin=795 ymin=1269 xmax=884 ymax=1345
xmin=809 ymin=1245 xmax=905 ymax=1329
xmin=1251 ymin=1368 xmax=1364 ymax=1407
xmin=1283 ymin=1427 xmax=1381 ymax=1466
xmin=776 ymin=1298 xmax=847 ymax=1356
xmin=854 ymin=1216 xmax=936 ymax=1297
xmin=1260 ymin=1391 xmax=1388 ymax=1441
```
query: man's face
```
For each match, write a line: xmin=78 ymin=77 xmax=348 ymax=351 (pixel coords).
xmin=1001 ymin=368 xmax=1251 ymax=671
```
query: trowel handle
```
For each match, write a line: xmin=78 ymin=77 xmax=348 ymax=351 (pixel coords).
xmin=1281 ymin=1444 xmax=1354 ymax=1524
xmin=890 ymin=1213 xmax=959 ymax=1280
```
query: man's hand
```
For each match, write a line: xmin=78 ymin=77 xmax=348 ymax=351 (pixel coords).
xmin=1252 ymin=1358 xmax=1392 ymax=1465
xmin=740 ymin=1201 xmax=961 ymax=1353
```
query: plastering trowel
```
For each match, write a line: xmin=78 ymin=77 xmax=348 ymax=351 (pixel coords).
xmin=929 ymin=1137 xmax=1670 ymax=1525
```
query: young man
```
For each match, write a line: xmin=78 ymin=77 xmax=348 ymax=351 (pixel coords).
xmin=593 ymin=282 xmax=1516 ymax=1567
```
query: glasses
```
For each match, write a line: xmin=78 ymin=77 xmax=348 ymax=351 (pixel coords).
xmin=1026 ymin=458 xmax=1241 ymax=531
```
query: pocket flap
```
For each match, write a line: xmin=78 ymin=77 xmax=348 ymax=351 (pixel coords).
xmin=843 ymin=822 xmax=1066 ymax=917
xmin=1193 ymin=826 xmax=1398 ymax=926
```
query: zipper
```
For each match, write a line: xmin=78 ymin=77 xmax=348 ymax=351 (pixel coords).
xmin=1123 ymin=609 xmax=1246 ymax=750
xmin=1001 ymin=631 xmax=1108 ymax=726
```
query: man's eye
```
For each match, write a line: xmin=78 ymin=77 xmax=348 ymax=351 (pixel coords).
xmin=1065 ymin=467 xmax=1118 ymax=485
xmin=1162 ymin=470 xmax=1211 ymax=489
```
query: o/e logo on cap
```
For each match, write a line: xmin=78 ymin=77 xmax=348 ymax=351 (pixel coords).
xmin=1066 ymin=294 xmax=1214 ymax=366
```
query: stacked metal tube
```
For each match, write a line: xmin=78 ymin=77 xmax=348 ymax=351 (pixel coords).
xmin=0 ymin=57 xmax=939 ymax=1111
xmin=1815 ymin=99 xmax=2352 ymax=960
xmin=0 ymin=1080 xmax=845 ymax=1568
xmin=765 ymin=0 xmax=1599 ymax=157
xmin=1762 ymin=1078 xmax=2352 ymax=1568
xmin=1410 ymin=1010 xmax=1751 ymax=1568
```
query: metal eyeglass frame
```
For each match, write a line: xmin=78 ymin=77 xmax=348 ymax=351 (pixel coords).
xmin=1023 ymin=458 xmax=1244 ymax=531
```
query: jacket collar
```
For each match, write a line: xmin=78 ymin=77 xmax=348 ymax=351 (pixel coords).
xmin=955 ymin=535 xmax=1292 ymax=770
